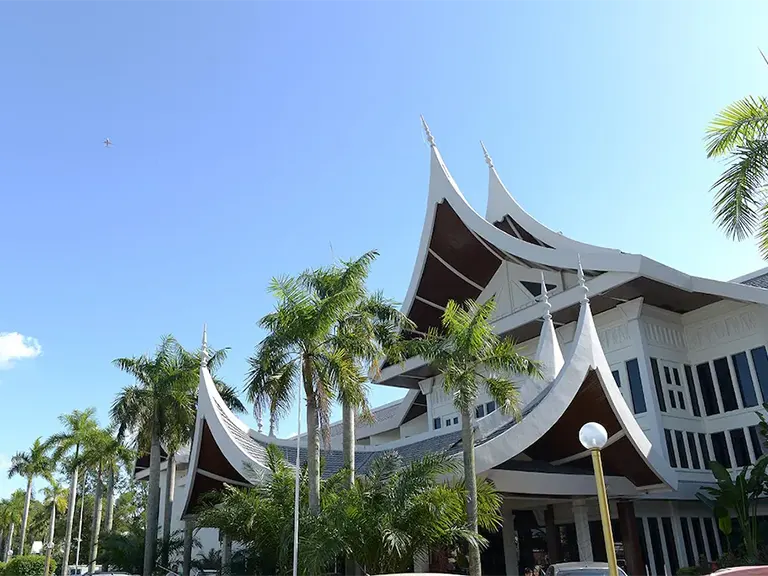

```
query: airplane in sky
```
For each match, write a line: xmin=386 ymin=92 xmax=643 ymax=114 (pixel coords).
xmin=103 ymin=138 xmax=112 ymax=147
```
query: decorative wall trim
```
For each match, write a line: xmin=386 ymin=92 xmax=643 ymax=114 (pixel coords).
xmin=684 ymin=310 xmax=758 ymax=352
xmin=643 ymin=321 xmax=687 ymax=351
xmin=597 ymin=324 xmax=632 ymax=353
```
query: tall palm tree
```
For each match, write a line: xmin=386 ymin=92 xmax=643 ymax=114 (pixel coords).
xmin=245 ymin=251 xmax=381 ymax=514
xmin=8 ymin=437 xmax=52 ymax=555
xmin=112 ymin=335 xmax=244 ymax=576
xmin=42 ymin=478 xmax=68 ymax=576
xmin=45 ymin=408 xmax=98 ymax=576
xmin=705 ymin=58 xmax=768 ymax=257
xmin=103 ymin=429 xmax=134 ymax=535
xmin=415 ymin=298 xmax=540 ymax=576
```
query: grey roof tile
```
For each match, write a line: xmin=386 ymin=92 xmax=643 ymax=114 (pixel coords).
xmin=742 ymin=272 xmax=768 ymax=289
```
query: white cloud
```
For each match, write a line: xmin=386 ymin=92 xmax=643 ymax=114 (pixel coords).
xmin=0 ymin=332 xmax=42 ymax=369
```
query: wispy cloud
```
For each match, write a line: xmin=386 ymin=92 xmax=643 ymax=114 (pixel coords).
xmin=0 ymin=332 xmax=42 ymax=370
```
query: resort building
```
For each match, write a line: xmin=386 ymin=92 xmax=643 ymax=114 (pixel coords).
xmin=141 ymin=123 xmax=768 ymax=575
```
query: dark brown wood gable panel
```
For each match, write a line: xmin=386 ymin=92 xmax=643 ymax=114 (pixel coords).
xmin=494 ymin=218 xmax=516 ymax=235
xmin=402 ymin=392 xmax=427 ymax=424
xmin=429 ymin=202 xmax=502 ymax=287
xmin=416 ymin=252 xmax=482 ymax=308
xmin=199 ymin=421 xmax=248 ymax=484
xmin=407 ymin=298 xmax=444 ymax=335
xmin=525 ymin=370 xmax=622 ymax=462
xmin=564 ymin=436 xmax=661 ymax=488
xmin=607 ymin=277 xmax=721 ymax=314
xmin=506 ymin=216 xmax=552 ymax=248
xmin=185 ymin=472 xmax=224 ymax=516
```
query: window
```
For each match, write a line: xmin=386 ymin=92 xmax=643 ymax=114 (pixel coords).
xmin=675 ymin=430 xmax=689 ymax=468
xmin=433 ymin=418 xmax=442 ymax=430
xmin=687 ymin=432 xmax=701 ymax=469
xmin=732 ymin=352 xmax=758 ymax=408
xmin=696 ymin=363 xmax=720 ymax=416
xmin=650 ymin=358 xmax=667 ymax=412
xmin=626 ymin=359 xmax=647 ymax=414
xmin=713 ymin=358 xmax=738 ymax=412
xmin=662 ymin=517 xmax=680 ymax=574
xmin=680 ymin=517 xmax=694 ymax=567
xmin=659 ymin=361 xmax=687 ymax=413
xmin=646 ymin=517 xmax=666 ymax=576
xmin=475 ymin=404 xmax=485 ymax=419
xmin=453 ymin=416 xmax=458 ymax=425
xmin=699 ymin=433 xmax=711 ymax=468
xmin=486 ymin=401 xmax=496 ymax=414
xmin=665 ymin=429 xmax=677 ymax=467
xmin=703 ymin=518 xmax=720 ymax=559
xmin=751 ymin=347 xmax=768 ymax=401
xmin=730 ymin=428 xmax=750 ymax=467
xmin=749 ymin=425 xmax=763 ymax=458
xmin=711 ymin=432 xmax=732 ymax=468
xmin=691 ymin=518 xmax=706 ymax=561
xmin=612 ymin=369 xmax=621 ymax=387
xmin=684 ymin=365 xmax=702 ymax=417
xmin=637 ymin=518 xmax=650 ymax=573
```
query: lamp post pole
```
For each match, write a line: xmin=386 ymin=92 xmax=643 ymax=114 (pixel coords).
xmin=579 ymin=422 xmax=618 ymax=576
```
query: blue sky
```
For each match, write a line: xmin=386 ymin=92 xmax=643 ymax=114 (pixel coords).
xmin=1 ymin=1 xmax=767 ymax=497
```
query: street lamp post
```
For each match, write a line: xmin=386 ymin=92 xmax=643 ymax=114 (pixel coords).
xmin=579 ymin=422 xmax=618 ymax=576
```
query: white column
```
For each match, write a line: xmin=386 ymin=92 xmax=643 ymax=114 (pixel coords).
xmin=573 ymin=499 xmax=593 ymax=562
xmin=419 ymin=378 xmax=435 ymax=430
xmin=502 ymin=503 xmax=519 ymax=576
xmin=413 ymin=549 xmax=430 ymax=573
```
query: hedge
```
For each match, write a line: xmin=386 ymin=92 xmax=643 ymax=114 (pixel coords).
xmin=2 ymin=555 xmax=56 ymax=576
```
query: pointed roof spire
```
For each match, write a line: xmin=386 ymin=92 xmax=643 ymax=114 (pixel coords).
xmin=540 ymin=271 xmax=551 ymax=320
xmin=534 ymin=272 xmax=564 ymax=384
xmin=480 ymin=141 xmax=494 ymax=168
xmin=201 ymin=323 xmax=209 ymax=367
xmin=420 ymin=115 xmax=435 ymax=147
xmin=577 ymin=254 xmax=589 ymax=302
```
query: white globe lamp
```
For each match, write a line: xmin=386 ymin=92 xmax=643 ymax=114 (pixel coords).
xmin=579 ymin=422 xmax=608 ymax=450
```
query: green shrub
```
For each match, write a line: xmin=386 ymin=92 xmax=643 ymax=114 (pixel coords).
xmin=3 ymin=555 xmax=55 ymax=576
xmin=0 ymin=560 xmax=6 ymax=575
xmin=676 ymin=567 xmax=704 ymax=576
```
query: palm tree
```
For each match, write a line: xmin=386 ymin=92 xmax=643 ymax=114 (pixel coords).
xmin=112 ymin=335 xmax=244 ymax=576
xmin=705 ymin=59 xmax=768 ymax=257
xmin=246 ymin=251 xmax=382 ymax=514
xmin=415 ymin=298 xmax=540 ymax=576
xmin=0 ymin=490 xmax=25 ymax=562
xmin=103 ymin=429 xmax=133 ymax=535
xmin=8 ymin=437 xmax=52 ymax=555
xmin=42 ymin=478 xmax=68 ymax=576
xmin=45 ymin=408 xmax=98 ymax=576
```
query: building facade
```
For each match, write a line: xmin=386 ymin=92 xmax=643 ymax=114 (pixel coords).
xmin=144 ymin=125 xmax=768 ymax=576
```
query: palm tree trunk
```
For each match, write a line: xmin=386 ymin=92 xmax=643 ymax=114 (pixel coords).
xmin=104 ymin=467 xmax=116 ymax=533
xmin=44 ymin=502 xmax=57 ymax=576
xmin=342 ymin=401 xmax=355 ymax=487
xmin=5 ymin=522 xmax=15 ymax=562
xmin=461 ymin=408 xmax=482 ymax=576
xmin=342 ymin=400 xmax=356 ymax=576
xmin=75 ymin=472 xmax=86 ymax=567
xmin=303 ymin=358 xmax=321 ymax=515
xmin=89 ymin=464 xmax=104 ymax=574
xmin=144 ymin=426 xmax=163 ymax=576
xmin=161 ymin=451 xmax=176 ymax=567
xmin=0 ymin=529 xmax=5 ymax=561
xmin=60 ymin=466 xmax=79 ymax=576
xmin=19 ymin=476 xmax=33 ymax=555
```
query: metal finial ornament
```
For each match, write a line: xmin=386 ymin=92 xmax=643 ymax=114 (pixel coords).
xmin=201 ymin=323 xmax=209 ymax=366
xmin=540 ymin=272 xmax=552 ymax=320
xmin=577 ymin=255 xmax=589 ymax=302
xmin=480 ymin=141 xmax=494 ymax=168
xmin=257 ymin=418 xmax=263 ymax=434
xmin=420 ymin=115 xmax=435 ymax=146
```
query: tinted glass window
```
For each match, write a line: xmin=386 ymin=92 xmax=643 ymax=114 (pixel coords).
xmin=711 ymin=432 xmax=732 ymax=468
xmin=732 ymin=352 xmax=758 ymax=408
xmin=684 ymin=365 xmax=701 ymax=417
xmin=687 ymin=432 xmax=701 ymax=469
xmin=749 ymin=425 xmax=763 ymax=458
xmin=637 ymin=517 xmax=649 ymax=573
xmin=680 ymin=517 xmax=694 ymax=567
xmin=612 ymin=369 xmax=621 ymax=387
xmin=433 ymin=418 xmax=441 ymax=430
xmin=647 ymin=517 xmax=666 ymax=576
xmin=626 ymin=359 xmax=647 ymax=414
xmin=691 ymin=518 xmax=706 ymax=560
xmin=651 ymin=358 xmax=667 ymax=412
xmin=699 ymin=433 xmax=711 ymax=468
xmin=696 ymin=363 xmax=720 ymax=416
xmin=713 ymin=357 xmax=738 ymax=412
xmin=486 ymin=401 xmax=496 ymax=414
xmin=751 ymin=347 xmax=768 ymax=402
xmin=662 ymin=517 xmax=680 ymax=574
xmin=730 ymin=428 xmax=750 ymax=467
xmin=665 ymin=429 xmax=677 ymax=467
xmin=703 ymin=518 xmax=719 ymax=559
xmin=475 ymin=404 xmax=485 ymax=418
xmin=675 ymin=430 xmax=689 ymax=468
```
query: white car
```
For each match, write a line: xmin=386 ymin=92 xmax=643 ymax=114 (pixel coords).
xmin=547 ymin=562 xmax=630 ymax=576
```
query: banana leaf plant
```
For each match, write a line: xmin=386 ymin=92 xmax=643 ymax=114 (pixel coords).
xmin=696 ymin=455 xmax=768 ymax=561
